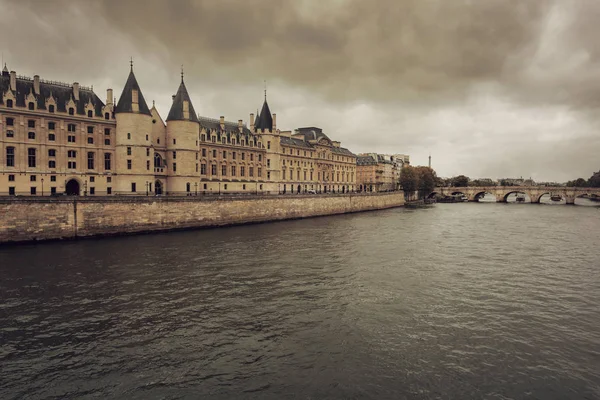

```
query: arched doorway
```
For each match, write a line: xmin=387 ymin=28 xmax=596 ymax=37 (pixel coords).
xmin=65 ymin=179 xmax=80 ymax=196
xmin=155 ymin=180 xmax=163 ymax=195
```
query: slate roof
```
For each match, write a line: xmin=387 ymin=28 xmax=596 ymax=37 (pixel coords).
xmin=115 ymin=68 xmax=151 ymax=116
xmin=166 ymin=79 xmax=199 ymax=123
xmin=357 ymin=155 xmax=377 ymax=165
xmin=294 ymin=127 xmax=331 ymax=142
xmin=280 ymin=135 xmax=313 ymax=149
xmin=255 ymin=99 xmax=273 ymax=131
xmin=0 ymin=69 xmax=106 ymax=116
xmin=198 ymin=116 xmax=253 ymax=136
xmin=332 ymin=146 xmax=355 ymax=156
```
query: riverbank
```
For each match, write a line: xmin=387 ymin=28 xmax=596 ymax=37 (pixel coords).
xmin=0 ymin=192 xmax=405 ymax=244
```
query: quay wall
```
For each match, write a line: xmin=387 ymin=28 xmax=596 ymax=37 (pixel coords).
xmin=0 ymin=192 xmax=404 ymax=244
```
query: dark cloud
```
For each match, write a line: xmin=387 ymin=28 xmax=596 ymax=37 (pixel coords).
xmin=1 ymin=0 xmax=599 ymax=181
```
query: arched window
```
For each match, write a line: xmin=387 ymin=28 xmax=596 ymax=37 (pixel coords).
xmin=127 ymin=133 xmax=131 ymax=140
xmin=69 ymin=107 xmax=74 ymax=115
xmin=186 ymin=183 xmax=191 ymax=193
xmin=154 ymin=153 xmax=162 ymax=168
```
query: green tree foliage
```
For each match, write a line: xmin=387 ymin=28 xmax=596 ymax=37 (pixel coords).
xmin=451 ymin=175 xmax=470 ymax=187
xmin=566 ymin=178 xmax=588 ymax=187
xmin=588 ymin=171 xmax=600 ymax=188
xmin=400 ymin=166 xmax=418 ymax=200
xmin=415 ymin=167 xmax=436 ymax=200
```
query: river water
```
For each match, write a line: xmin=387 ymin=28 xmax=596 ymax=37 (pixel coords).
xmin=1 ymin=203 xmax=599 ymax=399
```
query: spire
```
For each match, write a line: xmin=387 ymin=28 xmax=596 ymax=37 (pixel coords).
xmin=264 ymin=80 xmax=267 ymax=101
xmin=166 ymin=75 xmax=199 ymax=123
xmin=181 ymin=65 xmax=184 ymax=83
xmin=255 ymin=98 xmax=273 ymax=131
xmin=115 ymin=64 xmax=152 ymax=116
xmin=2 ymin=62 xmax=8 ymax=73
xmin=130 ymin=57 xmax=133 ymax=72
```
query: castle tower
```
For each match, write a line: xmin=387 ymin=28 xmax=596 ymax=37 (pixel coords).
xmin=114 ymin=61 xmax=154 ymax=194
xmin=253 ymin=89 xmax=280 ymax=189
xmin=165 ymin=69 xmax=200 ymax=195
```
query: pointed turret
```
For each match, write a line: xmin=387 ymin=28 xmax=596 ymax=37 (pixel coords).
xmin=255 ymin=99 xmax=273 ymax=131
xmin=166 ymin=74 xmax=199 ymax=123
xmin=2 ymin=63 xmax=8 ymax=76
xmin=115 ymin=63 xmax=151 ymax=116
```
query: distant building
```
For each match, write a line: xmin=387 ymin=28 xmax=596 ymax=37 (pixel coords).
xmin=356 ymin=153 xmax=400 ymax=192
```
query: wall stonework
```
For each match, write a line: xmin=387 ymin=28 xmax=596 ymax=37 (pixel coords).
xmin=0 ymin=192 xmax=404 ymax=244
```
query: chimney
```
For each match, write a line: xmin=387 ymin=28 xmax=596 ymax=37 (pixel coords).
xmin=33 ymin=75 xmax=40 ymax=95
xmin=106 ymin=88 xmax=113 ymax=105
xmin=220 ymin=116 xmax=225 ymax=130
xmin=73 ymin=82 xmax=80 ymax=101
xmin=10 ymin=71 xmax=16 ymax=91
xmin=273 ymin=113 xmax=277 ymax=130
xmin=238 ymin=119 xmax=243 ymax=131
xmin=250 ymin=113 xmax=255 ymax=129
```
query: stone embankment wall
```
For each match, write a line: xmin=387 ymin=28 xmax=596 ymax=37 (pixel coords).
xmin=0 ymin=192 xmax=404 ymax=244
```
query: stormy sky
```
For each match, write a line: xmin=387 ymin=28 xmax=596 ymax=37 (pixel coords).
xmin=1 ymin=0 xmax=599 ymax=182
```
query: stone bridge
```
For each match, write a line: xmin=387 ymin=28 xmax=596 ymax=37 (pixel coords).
xmin=429 ymin=186 xmax=600 ymax=205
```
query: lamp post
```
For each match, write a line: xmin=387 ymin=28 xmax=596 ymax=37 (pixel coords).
xmin=218 ymin=182 xmax=221 ymax=195
xmin=41 ymin=178 xmax=44 ymax=196
xmin=195 ymin=182 xmax=198 ymax=196
xmin=83 ymin=180 xmax=88 ymax=196
xmin=145 ymin=181 xmax=149 ymax=196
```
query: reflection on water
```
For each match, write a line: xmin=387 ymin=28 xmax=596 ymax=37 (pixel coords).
xmin=1 ymin=204 xmax=600 ymax=399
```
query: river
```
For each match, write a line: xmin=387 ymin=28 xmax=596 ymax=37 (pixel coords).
xmin=1 ymin=203 xmax=599 ymax=399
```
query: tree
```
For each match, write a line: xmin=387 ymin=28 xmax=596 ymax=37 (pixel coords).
xmin=588 ymin=171 xmax=600 ymax=188
xmin=415 ymin=167 xmax=436 ymax=200
xmin=452 ymin=175 xmax=470 ymax=187
xmin=400 ymin=166 xmax=418 ymax=201
xmin=566 ymin=178 xmax=588 ymax=187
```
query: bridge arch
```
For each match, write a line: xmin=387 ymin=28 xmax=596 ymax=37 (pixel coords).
xmin=472 ymin=191 xmax=495 ymax=202
xmin=503 ymin=191 xmax=531 ymax=203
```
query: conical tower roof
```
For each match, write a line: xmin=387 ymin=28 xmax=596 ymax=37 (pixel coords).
xmin=255 ymin=99 xmax=273 ymax=131
xmin=115 ymin=66 xmax=151 ymax=116
xmin=166 ymin=77 xmax=199 ymax=123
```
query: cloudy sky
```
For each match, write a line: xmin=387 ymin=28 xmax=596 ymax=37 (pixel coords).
xmin=1 ymin=0 xmax=599 ymax=182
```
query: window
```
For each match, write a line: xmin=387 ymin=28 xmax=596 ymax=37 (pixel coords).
xmin=211 ymin=136 xmax=215 ymax=143
xmin=221 ymin=165 xmax=227 ymax=176
xmin=242 ymin=153 xmax=245 ymax=161
xmin=223 ymin=151 xmax=226 ymax=158
xmin=87 ymin=137 xmax=93 ymax=144
xmin=243 ymin=184 xmax=246 ymax=190
xmin=131 ymin=182 xmax=136 ymax=192
xmin=105 ymin=113 xmax=109 ymax=120
xmin=28 ymin=148 xmax=36 ymax=168
xmin=196 ymin=152 xmax=198 ymax=160
xmin=8 ymin=174 xmax=15 ymax=181
xmin=87 ymin=126 xmax=94 ymax=134
xmin=6 ymin=130 xmax=14 ymax=138
xmin=173 ymin=138 xmax=176 ymax=145
xmin=51 ymin=176 xmax=56 ymax=182
xmin=173 ymin=151 xmax=177 ymax=159
xmin=30 ymin=175 xmax=37 ymax=182
xmin=233 ymin=152 xmax=237 ymax=160
xmin=127 ymin=133 xmax=131 ymax=140
xmin=201 ymin=163 xmax=207 ymax=175
xmin=127 ymin=147 xmax=132 ymax=156
xmin=49 ymin=105 xmax=55 ymax=113
xmin=104 ymin=139 xmax=110 ymax=145
xmin=196 ymin=163 xmax=198 ymax=172
xmin=186 ymin=183 xmax=191 ymax=193
xmin=48 ymin=122 xmax=56 ymax=130
xmin=88 ymin=110 xmax=93 ymax=118
xmin=147 ymin=148 xmax=150 ymax=157
xmin=259 ymin=154 xmax=262 ymax=162
xmin=146 ymin=160 xmax=150 ymax=170
xmin=69 ymin=108 xmax=74 ymax=115
xmin=107 ymin=177 xmax=111 ymax=183
xmin=231 ymin=166 xmax=236 ymax=176
xmin=107 ymin=187 xmax=112 ymax=194
xmin=267 ymin=171 xmax=270 ymax=179
xmin=250 ymin=154 xmax=254 ymax=161
xmin=68 ymin=150 xmax=77 ymax=158
xmin=87 ymin=152 xmax=95 ymax=169
xmin=172 ymin=163 xmax=176 ymax=172
xmin=201 ymin=134 xmax=206 ymax=141
xmin=224 ymin=184 xmax=228 ymax=190
xmin=28 ymin=120 xmax=35 ymax=128
xmin=104 ymin=128 xmax=110 ymax=135
xmin=240 ymin=166 xmax=245 ymax=177
xmin=157 ymin=138 xmax=160 ymax=144
xmin=29 ymin=102 xmax=35 ymax=110
xmin=7 ymin=99 xmax=13 ymax=108
xmin=28 ymin=132 xmax=35 ymax=139
xmin=68 ymin=124 xmax=76 ymax=132
xmin=127 ymin=160 xmax=132 ymax=170
xmin=211 ymin=164 xmax=217 ymax=175
xmin=212 ymin=150 xmax=217 ymax=158
xmin=68 ymin=161 xmax=76 ymax=169
xmin=258 ymin=168 xmax=262 ymax=177
xmin=267 ymin=159 xmax=271 ymax=167
xmin=249 ymin=167 xmax=254 ymax=177
xmin=90 ymin=187 xmax=95 ymax=195
xmin=267 ymin=141 xmax=271 ymax=149
xmin=202 ymin=149 xmax=206 ymax=157
xmin=50 ymin=187 xmax=56 ymax=195
xmin=104 ymin=153 xmax=111 ymax=170
xmin=31 ymin=187 xmax=37 ymax=195
xmin=9 ymin=187 xmax=15 ymax=195
xmin=6 ymin=117 xmax=14 ymax=126
xmin=48 ymin=160 xmax=56 ymax=168
xmin=68 ymin=135 xmax=76 ymax=143
xmin=48 ymin=149 xmax=56 ymax=157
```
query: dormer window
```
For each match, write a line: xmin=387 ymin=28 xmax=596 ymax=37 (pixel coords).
xmin=69 ymin=107 xmax=74 ymax=115
xmin=222 ymin=138 xmax=226 ymax=144
xmin=211 ymin=136 xmax=216 ymax=143
xmin=88 ymin=110 xmax=93 ymax=118
xmin=105 ymin=113 xmax=109 ymax=120
xmin=6 ymin=99 xmax=13 ymax=108
xmin=49 ymin=105 xmax=55 ymax=113
xmin=28 ymin=102 xmax=35 ymax=110
xmin=201 ymin=134 xmax=206 ymax=141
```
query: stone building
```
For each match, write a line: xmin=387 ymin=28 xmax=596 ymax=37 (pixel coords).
xmin=356 ymin=153 xmax=400 ymax=192
xmin=1 ymin=63 xmax=356 ymax=196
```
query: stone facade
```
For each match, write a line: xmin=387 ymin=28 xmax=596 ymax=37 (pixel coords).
xmin=1 ymin=64 xmax=359 ymax=196
xmin=0 ymin=192 xmax=405 ymax=243
xmin=356 ymin=153 xmax=400 ymax=192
